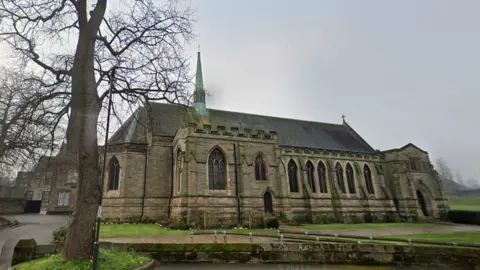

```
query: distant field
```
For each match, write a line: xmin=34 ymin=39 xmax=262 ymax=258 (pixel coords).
xmin=448 ymin=198 xmax=480 ymax=211
xmin=392 ymin=232 xmax=480 ymax=245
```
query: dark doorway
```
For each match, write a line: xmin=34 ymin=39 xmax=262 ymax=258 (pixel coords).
xmin=263 ymin=192 xmax=273 ymax=214
xmin=24 ymin=200 xmax=42 ymax=213
xmin=393 ymin=198 xmax=400 ymax=213
xmin=416 ymin=190 xmax=429 ymax=216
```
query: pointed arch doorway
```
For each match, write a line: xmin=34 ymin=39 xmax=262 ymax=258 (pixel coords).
xmin=416 ymin=190 xmax=429 ymax=217
xmin=264 ymin=191 xmax=273 ymax=214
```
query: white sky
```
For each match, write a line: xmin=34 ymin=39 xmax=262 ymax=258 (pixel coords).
xmin=1 ymin=0 xmax=479 ymax=182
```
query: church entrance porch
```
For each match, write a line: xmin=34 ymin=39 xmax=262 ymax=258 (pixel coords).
xmin=416 ymin=190 xmax=429 ymax=217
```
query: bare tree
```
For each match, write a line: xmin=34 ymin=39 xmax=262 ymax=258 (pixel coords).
xmin=436 ymin=157 xmax=453 ymax=183
xmin=0 ymin=0 xmax=194 ymax=260
xmin=0 ymin=67 xmax=66 ymax=169
xmin=455 ymin=171 xmax=464 ymax=186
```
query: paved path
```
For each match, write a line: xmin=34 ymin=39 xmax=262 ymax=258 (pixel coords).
xmin=154 ymin=263 xmax=445 ymax=270
xmin=102 ymin=234 xmax=276 ymax=244
xmin=279 ymin=223 xmax=480 ymax=237
xmin=0 ymin=214 xmax=69 ymax=270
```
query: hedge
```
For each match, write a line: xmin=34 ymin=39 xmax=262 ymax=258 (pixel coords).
xmin=448 ymin=210 xmax=480 ymax=225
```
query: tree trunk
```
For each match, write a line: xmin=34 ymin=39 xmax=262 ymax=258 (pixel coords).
xmin=63 ymin=23 xmax=102 ymax=260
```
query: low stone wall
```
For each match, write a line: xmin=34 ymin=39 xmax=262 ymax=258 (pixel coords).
xmin=0 ymin=198 xmax=25 ymax=215
xmin=99 ymin=242 xmax=480 ymax=270
xmin=11 ymin=239 xmax=63 ymax=266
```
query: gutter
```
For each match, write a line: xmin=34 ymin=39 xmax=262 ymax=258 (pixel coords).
xmin=233 ymin=143 xmax=242 ymax=225
xmin=139 ymin=147 xmax=148 ymax=221
xmin=168 ymin=147 xmax=174 ymax=218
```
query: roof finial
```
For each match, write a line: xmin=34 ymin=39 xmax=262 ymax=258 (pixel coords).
xmin=197 ymin=44 xmax=200 ymax=52
xmin=342 ymin=114 xmax=346 ymax=124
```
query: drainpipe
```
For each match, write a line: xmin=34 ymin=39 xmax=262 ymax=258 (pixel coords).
xmin=233 ymin=143 xmax=242 ymax=225
xmin=168 ymin=147 xmax=174 ymax=218
xmin=139 ymin=147 xmax=148 ymax=222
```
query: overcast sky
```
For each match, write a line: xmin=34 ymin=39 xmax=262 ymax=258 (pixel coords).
xmin=185 ymin=0 xmax=480 ymax=182
xmin=0 ymin=1 xmax=478 ymax=182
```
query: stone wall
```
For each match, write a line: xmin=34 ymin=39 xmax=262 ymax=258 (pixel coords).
xmin=0 ymin=198 xmax=25 ymax=214
xmin=98 ymin=130 xmax=449 ymax=227
xmin=99 ymin=242 xmax=480 ymax=269
xmin=382 ymin=144 xmax=449 ymax=221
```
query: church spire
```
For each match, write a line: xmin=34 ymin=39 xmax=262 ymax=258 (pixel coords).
xmin=194 ymin=48 xmax=207 ymax=116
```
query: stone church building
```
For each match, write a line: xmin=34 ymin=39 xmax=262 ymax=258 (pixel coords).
xmin=102 ymin=52 xmax=449 ymax=227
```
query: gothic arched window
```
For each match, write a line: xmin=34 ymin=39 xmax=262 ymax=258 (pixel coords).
xmin=288 ymin=159 xmax=299 ymax=193
xmin=255 ymin=155 xmax=267 ymax=181
xmin=335 ymin=163 xmax=346 ymax=193
xmin=306 ymin=161 xmax=316 ymax=192
xmin=176 ymin=149 xmax=183 ymax=193
xmin=108 ymin=156 xmax=120 ymax=191
xmin=208 ymin=147 xmax=226 ymax=190
xmin=364 ymin=164 xmax=375 ymax=195
xmin=346 ymin=163 xmax=356 ymax=194
xmin=317 ymin=161 xmax=328 ymax=193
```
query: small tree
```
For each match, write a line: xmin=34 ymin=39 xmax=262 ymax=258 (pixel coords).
xmin=0 ymin=0 xmax=194 ymax=260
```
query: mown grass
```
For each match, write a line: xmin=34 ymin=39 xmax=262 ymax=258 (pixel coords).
xmin=448 ymin=198 xmax=480 ymax=211
xmin=13 ymin=249 xmax=150 ymax=270
xmin=99 ymin=223 xmax=276 ymax=238
xmin=100 ymin=224 xmax=189 ymax=238
xmin=299 ymin=222 xmax=447 ymax=231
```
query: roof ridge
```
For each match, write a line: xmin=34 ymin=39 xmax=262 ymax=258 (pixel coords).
xmin=208 ymin=108 xmax=342 ymax=127
xmin=148 ymin=102 xmax=342 ymax=127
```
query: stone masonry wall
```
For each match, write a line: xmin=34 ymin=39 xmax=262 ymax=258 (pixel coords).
xmin=102 ymin=145 xmax=150 ymax=222
xmin=100 ymin=131 xmax=448 ymax=226
xmin=383 ymin=145 xmax=448 ymax=221
xmin=100 ymin=242 xmax=480 ymax=269
xmin=166 ymin=127 xmax=402 ymax=227
xmin=0 ymin=198 xmax=25 ymax=214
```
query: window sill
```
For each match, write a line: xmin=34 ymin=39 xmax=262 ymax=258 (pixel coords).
xmin=206 ymin=189 xmax=230 ymax=196
xmin=105 ymin=190 xmax=120 ymax=197
xmin=311 ymin=192 xmax=331 ymax=198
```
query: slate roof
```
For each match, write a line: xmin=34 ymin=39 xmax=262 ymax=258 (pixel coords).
xmin=108 ymin=103 xmax=375 ymax=153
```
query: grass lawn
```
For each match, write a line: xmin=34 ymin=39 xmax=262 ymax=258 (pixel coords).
xmin=13 ymin=249 xmax=150 ymax=270
xmin=99 ymin=223 xmax=276 ymax=238
xmin=448 ymin=198 xmax=480 ymax=211
xmin=299 ymin=222 xmax=447 ymax=231
xmin=391 ymin=232 xmax=480 ymax=245
xmin=100 ymin=224 xmax=189 ymax=238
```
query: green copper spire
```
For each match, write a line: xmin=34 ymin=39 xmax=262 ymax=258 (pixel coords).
xmin=194 ymin=49 xmax=207 ymax=116
xmin=195 ymin=51 xmax=204 ymax=90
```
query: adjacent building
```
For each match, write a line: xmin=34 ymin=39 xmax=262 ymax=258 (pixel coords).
xmin=10 ymin=144 xmax=78 ymax=214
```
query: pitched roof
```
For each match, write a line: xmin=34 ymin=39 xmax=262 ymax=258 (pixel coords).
xmin=382 ymin=143 xmax=428 ymax=154
xmin=108 ymin=103 xmax=375 ymax=153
